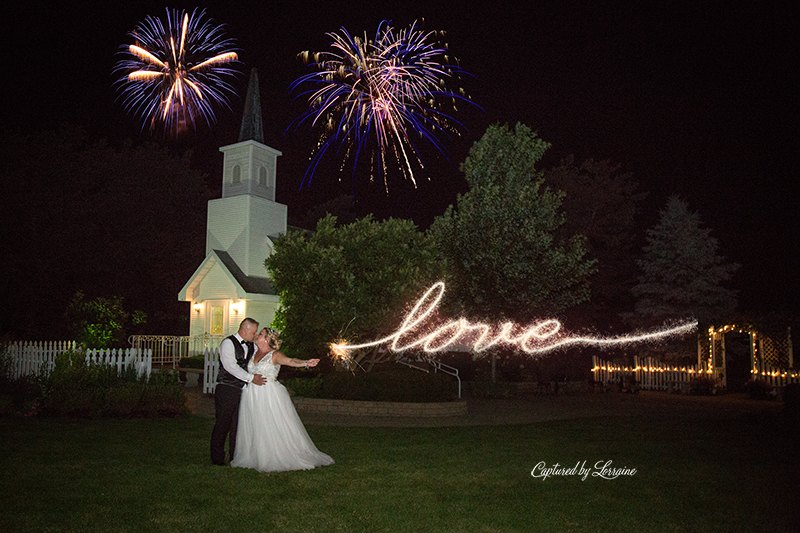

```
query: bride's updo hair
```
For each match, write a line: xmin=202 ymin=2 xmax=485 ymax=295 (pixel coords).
xmin=263 ymin=327 xmax=280 ymax=349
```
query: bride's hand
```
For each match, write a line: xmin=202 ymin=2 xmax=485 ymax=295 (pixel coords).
xmin=305 ymin=359 xmax=320 ymax=368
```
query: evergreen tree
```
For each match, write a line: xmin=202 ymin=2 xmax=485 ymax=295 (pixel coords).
xmin=631 ymin=196 xmax=739 ymax=326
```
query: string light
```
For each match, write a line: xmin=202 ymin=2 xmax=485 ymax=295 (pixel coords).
xmin=593 ymin=322 xmax=797 ymax=388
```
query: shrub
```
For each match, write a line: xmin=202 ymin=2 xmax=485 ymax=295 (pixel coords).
xmin=26 ymin=350 xmax=189 ymax=418
xmin=7 ymin=374 xmax=44 ymax=413
xmin=43 ymin=383 xmax=105 ymax=417
xmin=0 ymin=350 xmax=16 ymax=415
xmin=0 ymin=350 xmax=13 ymax=385
xmin=690 ymin=376 xmax=719 ymax=396
xmin=105 ymin=383 xmax=143 ymax=417
xmin=744 ymin=379 xmax=775 ymax=401
xmin=140 ymin=370 xmax=189 ymax=417
xmin=178 ymin=355 xmax=205 ymax=369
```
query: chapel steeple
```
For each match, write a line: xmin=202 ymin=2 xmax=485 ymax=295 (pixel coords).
xmin=238 ymin=68 xmax=265 ymax=144
xmin=218 ymin=69 xmax=282 ymax=201
xmin=179 ymin=68 xmax=286 ymax=344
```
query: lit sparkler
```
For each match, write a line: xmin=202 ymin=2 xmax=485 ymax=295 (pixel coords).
xmin=330 ymin=338 xmax=354 ymax=367
xmin=290 ymin=20 xmax=477 ymax=191
xmin=332 ymin=282 xmax=697 ymax=358
xmin=115 ymin=8 xmax=240 ymax=135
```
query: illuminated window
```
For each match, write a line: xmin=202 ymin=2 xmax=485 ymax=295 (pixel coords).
xmin=211 ymin=306 xmax=224 ymax=335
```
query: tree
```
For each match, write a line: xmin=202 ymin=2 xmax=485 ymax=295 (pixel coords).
xmin=631 ymin=196 xmax=739 ymax=327
xmin=429 ymin=124 xmax=596 ymax=381
xmin=266 ymin=215 xmax=443 ymax=370
xmin=0 ymin=126 xmax=211 ymax=338
xmin=429 ymin=123 xmax=596 ymax=323
xmin=65 ymin=291 xmax=145 ymax=348
xmin=544 ymin=155 xmax=647 ymax=327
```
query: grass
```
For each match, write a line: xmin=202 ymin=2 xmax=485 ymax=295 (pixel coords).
xmin=0 ymin=399 xmax=797 ymax=532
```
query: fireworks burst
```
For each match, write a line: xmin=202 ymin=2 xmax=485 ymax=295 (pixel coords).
xmin=290 ymin=20 xmax=478 ymax=191
xmin=115 ymin=8 xmax=240 ymax=136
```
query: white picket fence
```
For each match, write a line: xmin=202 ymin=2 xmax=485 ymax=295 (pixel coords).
xmin=592 ymin=355 xmax=799 ymax=392
xmin=752 ymin=358 xmax=800 ymax=388
xmin=203 ymin=346 xmax=221 ymax=394
xmin=4 ymin=341 xmax=152 ymax=379
xmin=592 ymin=355 xmax=709 ymax=393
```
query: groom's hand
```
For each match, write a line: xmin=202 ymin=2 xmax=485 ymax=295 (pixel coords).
xmin=251 ymin=374 xmax=267 ymax=386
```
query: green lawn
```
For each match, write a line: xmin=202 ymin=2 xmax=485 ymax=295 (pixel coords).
xmin=0 ymin=402 xmax=796 ymax=532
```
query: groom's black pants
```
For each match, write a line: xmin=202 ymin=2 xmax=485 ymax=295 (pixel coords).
xmin=210 ymin=383 xmax=243 ymax=465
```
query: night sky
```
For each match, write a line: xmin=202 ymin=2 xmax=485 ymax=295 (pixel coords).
xmin=3 ymin=1 xmax=798 ymax=319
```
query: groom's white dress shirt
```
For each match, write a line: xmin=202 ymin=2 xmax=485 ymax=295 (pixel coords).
xmin=218 ymin=333 xmax=255 ymax=384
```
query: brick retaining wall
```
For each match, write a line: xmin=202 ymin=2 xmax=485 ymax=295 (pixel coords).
xmin=291 ymin=397 xmax=468 ymax=418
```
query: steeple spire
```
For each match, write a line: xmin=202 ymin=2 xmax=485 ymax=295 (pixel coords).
xmin=238 ymin=68 xmax=264 ymax=144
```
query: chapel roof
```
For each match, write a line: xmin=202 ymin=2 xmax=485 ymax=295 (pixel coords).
xmin=214 ymin=250 xmax=275 ymax=295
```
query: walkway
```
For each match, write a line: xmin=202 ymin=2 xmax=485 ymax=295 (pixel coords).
xmin=184 ymin=387 xmax=785 ymax=427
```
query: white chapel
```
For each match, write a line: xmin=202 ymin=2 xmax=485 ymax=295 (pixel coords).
xmin=179 ymin=69 xmax=285 ymax=338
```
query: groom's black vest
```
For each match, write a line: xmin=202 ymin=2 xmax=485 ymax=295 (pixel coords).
xmin=216 ymin=335 xmax=252 ymax=389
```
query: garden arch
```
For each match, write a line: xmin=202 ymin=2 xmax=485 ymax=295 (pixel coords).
xmin=700 ymin=324 xmax=794 ymax=390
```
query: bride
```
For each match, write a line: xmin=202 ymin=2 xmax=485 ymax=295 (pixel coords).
xmin=231 ymin=328 xmax=334 ymax=472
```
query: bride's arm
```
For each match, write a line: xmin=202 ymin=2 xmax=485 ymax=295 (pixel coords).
xmin=271 ymin=350 xmax=320 ymax=369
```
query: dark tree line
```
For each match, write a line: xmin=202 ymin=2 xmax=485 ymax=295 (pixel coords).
xmin=267 ymin=122 xmax=741 ymax=371
xmin=0 ymin=122 xmax=741 ymax=354
xmin=0 ymin=126 xmax=211 ymax=340
xmin=543 ymin=155 xmax=647 ymax=329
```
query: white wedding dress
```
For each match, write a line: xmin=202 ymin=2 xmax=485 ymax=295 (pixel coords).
xmin=231 ymin=351 xmax=334 ymax=472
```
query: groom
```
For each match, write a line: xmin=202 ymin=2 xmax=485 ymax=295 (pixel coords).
xmin=210 ymin=317 xmax=267 ymax=465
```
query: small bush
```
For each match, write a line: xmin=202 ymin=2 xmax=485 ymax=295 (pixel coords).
xmin=744 ymin=379 xmax=775 ymax=401
xmin=690 ymin=376 xmax=719 ymax=396
xmin=7 ymin=374 xmax=44 ymax=413
xmin=141 ymin=370 xmax=189 ymax=417
xmin=5 ymin=350 xmax=189 ymax=418
xmin=43 ymin=384 xmax=105 ymax=417
xmin=177 ymin=355 xmax=205 ymax=369
xmin=0 ymin=350 xmax=13 ymax=384
xmin=105 ymin=383 xmax=143 ymax=417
